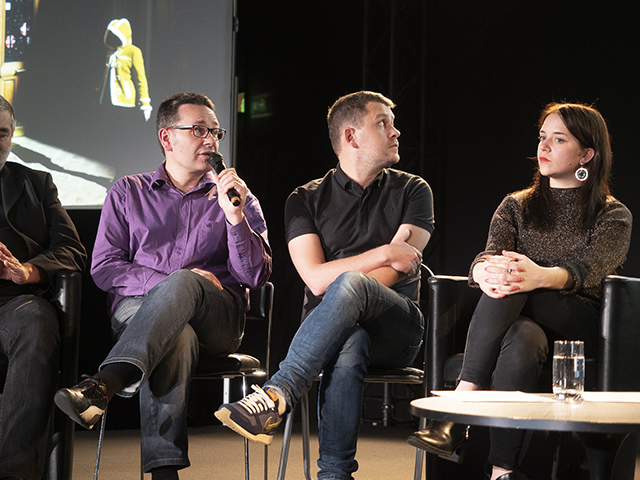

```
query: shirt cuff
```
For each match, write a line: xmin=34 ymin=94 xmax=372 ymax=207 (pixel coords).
xmin=227 ymin=215 xmax=253 ymax=243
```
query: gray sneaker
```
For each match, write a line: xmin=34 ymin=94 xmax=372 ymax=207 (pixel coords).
xmin=215 ymin=384 xmax=283 ymax=445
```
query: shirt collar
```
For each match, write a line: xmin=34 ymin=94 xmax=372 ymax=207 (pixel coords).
xmin=150 ymin=162 xmax=216 ymax=191
xmin=335 ymin=164 xmax=386 ymax=192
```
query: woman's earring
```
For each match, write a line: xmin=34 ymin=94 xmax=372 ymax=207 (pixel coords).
xmin=575 ymin=163 xmax=589 ymax=182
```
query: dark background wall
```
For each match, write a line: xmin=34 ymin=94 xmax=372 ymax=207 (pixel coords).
xmin=232 ymin=0 xmax=640 ymax=371
xmin=69 ymin=0 xmax=640 ymax=427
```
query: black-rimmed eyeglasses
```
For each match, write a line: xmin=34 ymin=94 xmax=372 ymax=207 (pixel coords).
xmin=167 ymin=125 xmax=226 ymax=141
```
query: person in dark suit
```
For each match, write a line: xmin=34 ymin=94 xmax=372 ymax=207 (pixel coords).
xmin=0 ymin=95 xmax=86 ymax=480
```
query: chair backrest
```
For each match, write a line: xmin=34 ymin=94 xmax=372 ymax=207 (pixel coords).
xmin=425 ymin=275 xmax=482 ymax=396
xmin=599 ymin=275 xmax=640 ymax=391
xmin=241 ymin=282 xmax=274 ymax=376
xmin=190 ymin=281 xmax=274 ymax=427
xmin=416 ymin=263 xmax=433 ymax=339
xmin=247 ymin=282 xmax=271 ymax=320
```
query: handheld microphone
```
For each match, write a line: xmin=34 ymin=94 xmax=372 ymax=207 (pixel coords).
xmin=207 ymin=152 xmax=241 ymax=206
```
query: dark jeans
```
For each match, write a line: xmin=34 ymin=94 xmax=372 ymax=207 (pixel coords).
xmin=266 ymin=271 xmax=424 ymax=480
xmin=0 ymin=295 xmax=59 ymax=480
xmin=104 ymin=269 xmax=245 ymax=472
xmin=459 ymin=290 xmax=599 ymax=470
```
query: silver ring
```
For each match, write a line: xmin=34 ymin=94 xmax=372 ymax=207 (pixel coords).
xmin=507 ymin=269 xmax=512 ymax=274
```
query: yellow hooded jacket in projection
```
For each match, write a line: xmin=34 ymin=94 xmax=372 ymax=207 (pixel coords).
xmin=103 ymin=18 xmax=152 ymax=117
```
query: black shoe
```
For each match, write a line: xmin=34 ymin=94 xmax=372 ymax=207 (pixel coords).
xmin=54 ymin=376 xmax=108 ymax=430
xmin=407 ymin=420 xmax=469 ymax=457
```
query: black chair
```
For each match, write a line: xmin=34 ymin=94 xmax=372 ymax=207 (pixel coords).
xmin=193 ymin=281 xmax=274 ymax=480
xmin=276 ymin=266 xmax=432 ymax=480
xmin=418 ymin=274 xmax=640 ymax=480
xmin=0 ymin=270 xmax=82 ymax=480
xmin=598 ymin=275 xmax=640 ymax=392
xmin=90 ymin=282 xmax=274 ymax=480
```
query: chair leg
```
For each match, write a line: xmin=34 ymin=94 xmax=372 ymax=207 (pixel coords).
xmin=276 ymin=391 xmax=313 ymax=480
xmin=382 ymin=383 xmax=392 ymax=427
xmin=413 ymin=448 xmax=425 ymax=480
xmin=264 ymin=445 xmax=269 ymax=480
xmin=300 ymin=391 xmax=313 ymax=480
xmin=276 ymin=404 xmax=296 ymax=480
xmin=238 ymin=374 xmax=270 ymax=480
xmin=277 ymin=393 xmax=312 ymax=480
xmin=140 ymin=437 xmax=144 ymax=480
xmin=93 ymin=407 xmax=108 ymax=480
xmin=241 ymin=374 xmax=250 ymax=480
xmin=412 ymin=415 xmax=428 ymax=480
xmin=224 ymin=377 xmax=231 ymax=404
xmin=244 ymin=436 xmax=250 ymax=480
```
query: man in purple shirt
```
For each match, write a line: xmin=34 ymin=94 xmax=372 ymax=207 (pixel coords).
xmin=55 ymin=92 xmax=272 ymax=480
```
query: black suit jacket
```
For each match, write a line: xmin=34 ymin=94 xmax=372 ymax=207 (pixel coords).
xmin=0 ymin=161 xmax=86 ymax=287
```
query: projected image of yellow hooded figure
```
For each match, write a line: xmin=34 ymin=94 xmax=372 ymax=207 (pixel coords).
xmin=101 ymin=18 xmax=152 ymax=121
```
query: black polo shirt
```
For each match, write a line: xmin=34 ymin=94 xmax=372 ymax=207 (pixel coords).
xmin=285 ymin=164 xmax=434 ymax=312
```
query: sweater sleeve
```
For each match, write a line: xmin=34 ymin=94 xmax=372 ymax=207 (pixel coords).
xmin=467 ymin=194 xmax=633 ymax=300
xmin=560 ymin=199 xmax=632 ymax=297
xmin=468 ymin=195 xmax=518 ymax=287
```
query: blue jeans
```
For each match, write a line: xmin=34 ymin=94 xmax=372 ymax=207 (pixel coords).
xmin=0 ymin=295 xmax=59 ymax=480
xmin=266 ymin=271 xmax=424 ymax=480
xmin=104 ymin=270 xmax=245 ymax=472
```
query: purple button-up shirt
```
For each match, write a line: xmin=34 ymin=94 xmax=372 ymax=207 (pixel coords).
xmin=91 ymin=163 xmax=272 ymax=315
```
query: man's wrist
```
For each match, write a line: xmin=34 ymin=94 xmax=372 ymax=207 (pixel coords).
xmin=20 ymin=262 xmax=41 ymax=284
xmin=378 ymin=244 xmax=392 ymax=267
xmin=226 ymin=211 xmax=245 ymax=226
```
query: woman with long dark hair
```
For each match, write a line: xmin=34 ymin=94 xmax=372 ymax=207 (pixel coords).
xmin=409 ymin=102 xmax=632 ymax=480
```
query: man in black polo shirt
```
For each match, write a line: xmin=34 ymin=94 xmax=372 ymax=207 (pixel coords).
xmin=216 ymin=91 xmax=434 ymax=479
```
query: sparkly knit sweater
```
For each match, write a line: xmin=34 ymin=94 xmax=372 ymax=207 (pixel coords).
xmin=469 ymin=188 xmax=633 ymax=302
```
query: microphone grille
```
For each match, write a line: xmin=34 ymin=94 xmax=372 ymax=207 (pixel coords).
xmin=207 ymin=151 xmax=225 ymax=169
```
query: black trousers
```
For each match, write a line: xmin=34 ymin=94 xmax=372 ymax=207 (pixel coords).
xmin=459 ymin=290 xmax=599 ymax=470
xmin=0 ymin=294 xmax=59 ymax=480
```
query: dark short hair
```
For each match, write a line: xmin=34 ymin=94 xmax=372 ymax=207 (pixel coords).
xmin=327 ymin=91 xmax=395 ymax=155
xmin=0 ymin=95 xmax=16 ymax=132
xmin=156 ymin=92 xmax=216 ymax=154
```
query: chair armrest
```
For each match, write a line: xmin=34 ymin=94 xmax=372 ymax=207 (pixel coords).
xmin=247 ymin=282 xmax=270 ymax=320
xmin=53 ymin=271 xmax=82 ymax=388
xmin=49 ymin=271 xmax=82 ymax=480
xmin=599 ymin=275 xmax=640 ymax=391
xmin=426 ymin=275 xmax=482 ymax=395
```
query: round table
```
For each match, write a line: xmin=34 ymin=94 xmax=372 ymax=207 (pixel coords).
xmin=410 ymin=394 xmax=640 ymax=480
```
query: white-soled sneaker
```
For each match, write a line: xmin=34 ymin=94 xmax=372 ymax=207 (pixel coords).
xmin=215 ymin=384 xmax=283 ymax=445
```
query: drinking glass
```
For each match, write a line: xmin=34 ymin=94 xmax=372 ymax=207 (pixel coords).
xmin=552 ymin=340 xmax=585 ymax=402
